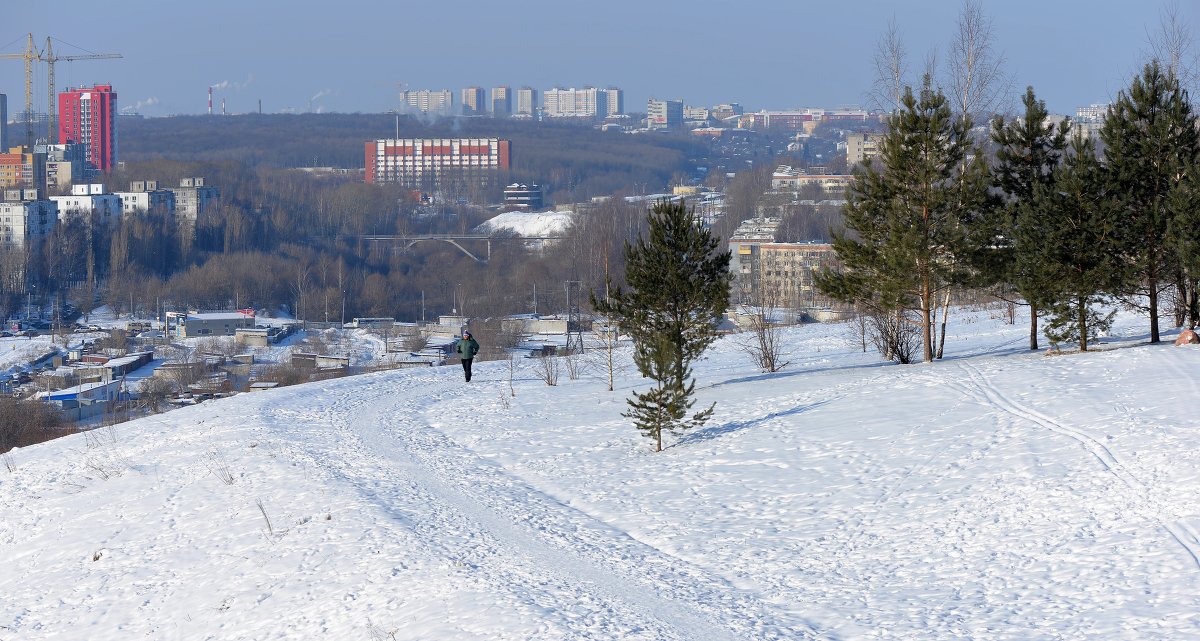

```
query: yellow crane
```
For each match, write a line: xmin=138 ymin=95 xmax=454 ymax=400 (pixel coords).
xmin=0 ymin=33 xmax=38 ymax=148
xmin=0 ymin=33 xmax=121 ymax=148
xmin=41 ymin=37 xmax=122 ymax=145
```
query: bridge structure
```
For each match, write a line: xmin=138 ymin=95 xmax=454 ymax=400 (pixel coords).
xmin=351 ymin=234 xmax=563 ymax=264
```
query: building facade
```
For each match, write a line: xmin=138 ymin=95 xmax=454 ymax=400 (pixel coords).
xmin=604 ymin=87 xmax=624 ymax=116
xmin=771 ymin=166 xmax=853 ymax=195
xmin=115 ymin=180 xmax=176 ymax=215
xmin=364 ymin=138 xmax=512 ymax=188
xmin=36 ymin=142 xmax=85 ymax=192
xmin=170 ymin=177 xmax=221 ymax=220
xmin=401 ymin=89 xmax=453 ymax=116
xmin=503 ymin=183 xmax=543 ymax=210
xmin=543 ymin=87 xmax=608 ymax=119
xmin=49 ymin=183 xmax=121 ymax=225
xmin=57 ymin=84 xmax=118 ymax=174
xmin=0 ymin=199 xmax=57 ymax=249
xmin=491 ymin=86 xmax=512 ymax=117
xmin=516 ymin=87 xmax=538 ymax=116
xmin=647 ymin=99 xmax=684 ymax=130
xmin=461 ymin=87 xmax=486 ymax=115
xmin=0 ymin=146 xmax=47 ymax=194
xmin=845 ymin=133 xmax=884 ymax=166
xmin=0 ymin=93 xmax=6 ymax=153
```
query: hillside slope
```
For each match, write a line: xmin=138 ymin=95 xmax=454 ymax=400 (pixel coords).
xmin=2 ymin=310 xmax=1199 ymax=640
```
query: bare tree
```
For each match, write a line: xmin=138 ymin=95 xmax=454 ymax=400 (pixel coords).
xmin=1147 ymin=2 xmax=1198 ymax=91
xmin=945 ymin=0 xmax=1008 ymax=124
xmin=736 ymin=289 xmax=792 ymax=373
xmin=870 ymin=16 xmax=909 ymax=113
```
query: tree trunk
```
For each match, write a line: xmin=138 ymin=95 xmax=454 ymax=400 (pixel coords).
xmin=936 ymin=289 xmax=951 ymax=359
xmin=1078 ymin=295 xmax=1089 ymax=352
xmin=1149 ymin=277 xmax=1161 ymax=343
xmin=1188 ymin=277 xmax=1200 ymax=330
xmin=921 ymin=288 xmax=933 ymax=363
xmin=1029 ymin=301 xmax=1039 ymax=350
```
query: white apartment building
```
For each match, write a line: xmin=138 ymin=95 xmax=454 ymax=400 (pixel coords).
xmin=115 ymin=180 xmax=176 ymax=215
xmin=543 ymin=87 xmax=609 ymax=119
xmin=401 ymin=89 xmax=454 ymax=116
xmin=845 ymin=133 xmax=884 ymax=166
xmin=49 ymin=183 xmax=122 ymax=225
xmin=0 ymin=199 xmax=57 ymax=249
xmin=604 ymin=87 xmax=624 ymax=116
xmin=647 ymin=99 xmax=684 ymax=130
xmin=170 ymin=177 xmax=221 ymax=221
xmin=516 ymin=87 xmax=538 ymax=116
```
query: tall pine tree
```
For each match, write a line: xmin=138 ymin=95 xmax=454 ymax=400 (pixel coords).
xmin=817 ymin=79 xmax=988 ymax=363
xmin=1026 ymin=136 xmax=1125 ymax=351
xmin=593 ymin=200 xmax=730 ymax=451
xmin=1101 ymin=61 xmax=1198 ymax=343
xmin=983 ymin=86 xmax=1070 ymax=350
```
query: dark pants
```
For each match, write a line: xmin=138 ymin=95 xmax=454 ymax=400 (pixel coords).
xmin=461 ymin=358 xmax=473 ymax=382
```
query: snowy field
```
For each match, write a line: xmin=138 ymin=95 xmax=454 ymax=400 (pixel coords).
xmin=2 ymin=307 xmax=1200 ymax=640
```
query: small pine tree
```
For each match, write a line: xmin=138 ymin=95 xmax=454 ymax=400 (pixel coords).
xmin=593 ymin=200 xmax=730 ymax=450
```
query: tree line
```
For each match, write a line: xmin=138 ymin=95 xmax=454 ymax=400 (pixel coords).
xmin=818 ymin=61 xmax=1200 ymax=362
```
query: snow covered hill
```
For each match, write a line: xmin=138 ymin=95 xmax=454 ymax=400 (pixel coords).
xmin=3 ymin=309 xmax=1200 ymax=640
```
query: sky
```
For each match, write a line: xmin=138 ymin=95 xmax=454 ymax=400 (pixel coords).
xmin=3 ymin=0 xmax=1197 ymax=119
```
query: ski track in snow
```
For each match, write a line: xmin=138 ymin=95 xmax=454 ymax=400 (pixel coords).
xmin=258 ymin=369 xmax=827 ymax=640
xmin=955 ymin=359 xmax=1200 ymax=571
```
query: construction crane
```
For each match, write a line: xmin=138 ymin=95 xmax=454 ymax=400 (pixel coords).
xmin=41 ymin=37 xmax=122 ymax=145
xmin=0 ymin=33 xmax=38 ymax=148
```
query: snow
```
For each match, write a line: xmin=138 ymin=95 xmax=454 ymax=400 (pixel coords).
xmin=2 ymin=307 xmax=1200 ymax=639
xmin=475 ymin=210 xmax=574 ymax=237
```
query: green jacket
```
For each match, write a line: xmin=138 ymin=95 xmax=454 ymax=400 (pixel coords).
xmin=456 ymin=337 xmax=479 ymax=359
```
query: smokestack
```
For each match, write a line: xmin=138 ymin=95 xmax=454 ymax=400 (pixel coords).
xmin=258 ymin=99 xmax=262 ymax=115
xmin=221 ymin=98 xmax=226 ymax=116
xmin=208 ymin=87 xmax=212 ymax=115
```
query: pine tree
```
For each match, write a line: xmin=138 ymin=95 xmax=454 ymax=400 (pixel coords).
xmin=982 ymin=86 xmax=1070 ymax=350
xmin=816 ymin=78 xmax=987 ymax=363
xmin=1027 ymin=136 xmax=1125 ymax=351
xmin=1166 ymin=163 xmax=1200 ymax=328
xmin=593 ymin=200 xmax=730 ymax=451
xmin=1101 ymin=61 xmax=1198 ymax=343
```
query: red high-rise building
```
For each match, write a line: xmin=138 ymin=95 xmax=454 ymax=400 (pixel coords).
xmin=57 ymin=84 xmax=118 ymax=175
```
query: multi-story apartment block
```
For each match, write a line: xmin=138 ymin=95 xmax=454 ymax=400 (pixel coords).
xmin=401 ymin=89 xmax=453 ymax=116
xmin=364 ymin=138 xmax=512 ymax=188
xmin=0 ymin=199 xmax=57 ymax=250
xmin=170 ymin=177 xmax=221 ymax=221
xmin=35 ymin=142 xmax=86 ymax=193
xmin=739 ymin=109 xmax=870 ymax=132
xmin=49 ymin=183 xmax=122 ymax=225
xmin=461 ymin=87 xmax=487 ymax=115
xmin=543 ymin=87 xmax=608 ymax=119
xmin=516 ymin=87 xmax=538 ymax=116
xmin=491 ymin=86 xmax=512 ymax=117
xmin=1075 ymin=103 xmax=1109 ymax=122
xmin=647 ymin=98 xmax=684 ymax=130
xmin=0 ymin=93 xmax=7 ymax=152
xmin=752 ymin=243 xmax=839 ymax=309
xmin=604 ymin=87 xmax=624 ymax=116
xmin=0 ymin=146 xmax=47 ymax=195
xmin=683 ymin=106 xmax=710 ymax=122
xmin=771 ymin=166 xmax=853 ymax=195
xmin=57 ymin=84 xmax=118 ymax=174
xmin=503 ymin=183 xmax=543 ymax=210
xmin=846 ymin=133 xmax=884 ymax=166
xmin=114 ymin=180 xmax=177 ymax=215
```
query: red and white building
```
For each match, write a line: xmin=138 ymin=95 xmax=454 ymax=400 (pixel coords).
xmin=57 ymin=84 xmax=118 ymax=175
xmin=364 ymin=138 xmax=511 ymax=188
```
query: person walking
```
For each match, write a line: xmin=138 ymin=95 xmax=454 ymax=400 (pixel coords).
xmin=456 ymin=330 xmax=480 ymax=382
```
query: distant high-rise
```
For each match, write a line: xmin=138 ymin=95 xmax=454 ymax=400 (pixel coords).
xmin=491 ymin=86 xmax=512 ymax=117
xmin=543 ymin=87 xmax=608 ymax=120
xmin=516 ymin=87 xmax=538 ymax=116
xmin=400 ymin=89 xmax=453 ymax=116
xmin=365 ymin=138 xmax=512 ymax=189
xmin=604 ymin=87 xmax=624 ymax=116
xmin=0 ymin=93 xmax=7 ymax=152
xmin=647 ymin=98 xmax=683 ymax=130
xmin=58 ymin=84 xmax=118 ymax=175
xmin=461 ymin=87 xmax=486 ymax=115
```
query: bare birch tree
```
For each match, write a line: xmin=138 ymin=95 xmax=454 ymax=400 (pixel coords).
xmin=870 ymin=17 xmax=909 ymax=114
xmin=945 ymin=0 xmax=1008 ymax=125
xmin=1147 ymin=2 xmax=1198 ymax=91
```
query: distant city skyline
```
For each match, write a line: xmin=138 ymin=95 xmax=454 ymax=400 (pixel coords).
xmin=4 ymin=1 xmax=1197 ymax=120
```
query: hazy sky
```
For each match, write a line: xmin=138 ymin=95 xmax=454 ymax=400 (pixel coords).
xmin=4 ymin=1 xmax=1197 ymax=118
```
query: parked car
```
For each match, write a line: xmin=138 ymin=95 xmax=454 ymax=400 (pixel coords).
xmin=18 ymin=329 xmax=37 ymax=337
xmin=0 ymin=331 xmax=11 ymax=338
